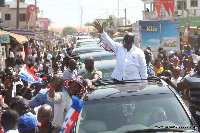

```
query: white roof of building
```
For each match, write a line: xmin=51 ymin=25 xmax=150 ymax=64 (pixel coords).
xmin=5 ymin=1 xmax=28 ymax=9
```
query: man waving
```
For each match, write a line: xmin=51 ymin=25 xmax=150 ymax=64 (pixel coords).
xmin=94 ymin=20 xmax=147 ymax=81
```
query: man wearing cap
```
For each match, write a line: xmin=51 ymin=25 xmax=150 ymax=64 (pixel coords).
xmin=18 ymin=114 xmax=39 ymax=133
xmin=94 ymin=20 xmax=147 ymax=81
xmin=47 ymin=78 xmax=91 ymax=125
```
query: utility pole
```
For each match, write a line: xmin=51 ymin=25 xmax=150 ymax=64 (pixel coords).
xmin=16 ymin=0 xmax=19 ymax=28
xmin=35 ymin=0 xmax=37 ymax=21
xmin=125 ymin=8 xmax=126 ymax=26
xmin=118 ymin=0 xmax=119 ymax=26
xmin=80 ymin=0 xmax=82 ymax=32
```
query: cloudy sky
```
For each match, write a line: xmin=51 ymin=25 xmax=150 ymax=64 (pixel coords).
xmin=5 ymin=0 xmax=144 ymax=27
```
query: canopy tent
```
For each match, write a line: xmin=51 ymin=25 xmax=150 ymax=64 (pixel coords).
xmin=113 ymin=32 xmax=124 ymax=38
xmin=0 ymin=30 xmax=28 ymax=44
xmin=2 ymin=27 xmax=35 ymax=37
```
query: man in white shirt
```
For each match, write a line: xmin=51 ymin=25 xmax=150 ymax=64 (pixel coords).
xmin=94 ymin=20 xmax=147 ymax=80
xmin=63 ymin=59 xmax=78 ymax=80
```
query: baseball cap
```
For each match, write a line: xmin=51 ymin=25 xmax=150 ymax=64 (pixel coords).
xmin=63 ymin=78 xmax=86 ymax=94
xmin=168 ymin=51 xmax=174 ymax=57
xmin=18 ymin=114 xmax=41 ymax=131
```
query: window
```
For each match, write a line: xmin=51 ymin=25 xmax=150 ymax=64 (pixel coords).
xmin=5 ymin=14 xmax=11 ymax=20
xmin=177 ymin=1 xmax=186 ymax=10
xmin=20 ymin=14 xmax=26 ymax=21
xmin=191 ymin=0 xmax=198 ymax=7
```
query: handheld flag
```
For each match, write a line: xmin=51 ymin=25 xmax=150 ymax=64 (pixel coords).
xmin=60 ymin=95 xmax=84 ymax=133
xmin=19 ymin=65 xmax=45 ymax=84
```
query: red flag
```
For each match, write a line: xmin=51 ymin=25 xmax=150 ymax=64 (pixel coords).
xmin=169 ymin=0 xmax=175 ymax=14
xmin=162 ymin=0 xmax=170 ymax=15
xmin=26 ymin=4 xmax=36 ymax=23
xmin=154 ymin=0 xmax=162 ymax=16
xmin=162 ymin=0 xmax=174 ymax=15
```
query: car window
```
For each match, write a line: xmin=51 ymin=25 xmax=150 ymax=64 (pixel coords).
xmin=79 ymin=67 xmax=114 ymax=80
xmin=75 ymin=94 xmax=193 ymax=133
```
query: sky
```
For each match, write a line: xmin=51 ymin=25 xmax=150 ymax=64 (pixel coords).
xmin=5 ymin=0 xmax=144 ymax=27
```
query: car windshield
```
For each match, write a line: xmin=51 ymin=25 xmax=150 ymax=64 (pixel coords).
xmin=75 ymin=93 xmax=194 ymax=133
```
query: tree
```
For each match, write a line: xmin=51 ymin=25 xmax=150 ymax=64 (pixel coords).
xmin=62 ymin=27 xmax=77 ymax=36
xmin=127 ymin=19 xmax=131 ymax=25
xmin=107 ymin=15 xmax=115 ymax=29
xmin=48 ymin=19 xmax=52 ymax=26
xmin=85 ymin=22 xmax=93 ymax=26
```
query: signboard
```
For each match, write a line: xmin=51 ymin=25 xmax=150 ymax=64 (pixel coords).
xmin=0 ymin=34 xmax=10 ymax=43
xmin=139 ymin=20 xmax=179 ymax=57
xmin=35 ymin=18 xmax=49 ymax=31
xmin=180 ymin=16 xmax=200 ymax=26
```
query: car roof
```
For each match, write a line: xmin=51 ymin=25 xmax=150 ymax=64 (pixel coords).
xmin=87 ymin=83 xmax=172 ymax=100
xmin=76 ymin=39 xmax=96 ymax=43
xmin=72 ymin=46 xmax=104 ymax=54
xmin=79 ymin=51 xmax=115 ymax=59
xmin=78 ymin=44 xmax=99 ymax=48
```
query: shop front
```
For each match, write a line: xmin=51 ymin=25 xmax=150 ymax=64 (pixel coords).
xmin=179 ymin=16 xmax=200 ymax=50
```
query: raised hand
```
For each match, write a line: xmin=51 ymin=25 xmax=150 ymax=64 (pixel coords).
xmin=94 ymin=20 xmax=103 ymax=33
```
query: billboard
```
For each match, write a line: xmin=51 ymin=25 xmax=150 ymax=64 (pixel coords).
xmin=36 ymin=18 xmax=49 ymax=31
xmin=139 ymin=20 xmax=179 ymax=57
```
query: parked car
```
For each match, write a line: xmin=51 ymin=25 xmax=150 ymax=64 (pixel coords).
xmin=76 ymin=39 xmax=96 ymax=47
xmin=113 ymin=37 xmax=124 ymax=43
xmin=72 ymin=46 xmax=105 ymax=55
xmin=77 ymin=51 xmax=116 ymax=64
xmin=76 ymin=42 xmax=98 ymax=48
xmin=78 ymin=59 xmax=116 ymax=80
xmin=71 ymin=79 xmax=198 ymax=133
xmin=73 ymin=36 xmax=92 ymax=44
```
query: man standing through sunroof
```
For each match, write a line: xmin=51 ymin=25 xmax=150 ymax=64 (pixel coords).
xmin=94 ymin=20 xmax=147 ymax=81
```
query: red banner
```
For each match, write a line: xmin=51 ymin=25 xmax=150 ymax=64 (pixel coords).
xmin=169 ymin=0 xmax=175 ymax=15
xmin=154 ymin=0 xmax=162 ymax=16
xmin=36 ymin=18 xmax=49 ymax=31
xmin=162 ymin=0 xmax=174 ymax=15
xmin=26 ymin=4 xmax=36 ymax=23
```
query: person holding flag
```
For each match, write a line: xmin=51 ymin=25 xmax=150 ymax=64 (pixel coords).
xmin=47 ymin=77 xmax=93 ymax=127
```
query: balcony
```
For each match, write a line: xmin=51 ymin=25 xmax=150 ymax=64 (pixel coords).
xmin=143 ymin=11 xmax=158 ymax=20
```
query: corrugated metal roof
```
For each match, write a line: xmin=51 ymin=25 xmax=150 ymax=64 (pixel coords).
xmin=5 ymin=1 xmax=28 ymax=9
xmin=3 ymin=27 xmax=35 ymax=37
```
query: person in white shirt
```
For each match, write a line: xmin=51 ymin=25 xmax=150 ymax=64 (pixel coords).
xmin=47 ymin=78 xmax=88 ymax=125
xmin=94 ymin=20 xmax=147 ymax=80
xmin=63 ymin=59 xmax=78 ymax=80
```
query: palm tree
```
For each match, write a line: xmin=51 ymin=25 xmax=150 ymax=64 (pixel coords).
xmin=107 ymin=15 xmax=114 ymax=29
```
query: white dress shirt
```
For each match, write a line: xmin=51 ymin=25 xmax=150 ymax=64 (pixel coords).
xmin=63 ymin=67 xmax=78 ymax=80
xmin=100 ymin=32 xmax=147 ymax=80
xmin=47 ymin=91 xmax=72 ymax=125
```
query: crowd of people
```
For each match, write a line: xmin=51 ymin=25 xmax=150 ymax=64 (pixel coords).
xmin=0 ymin=21 xmax=199 ymax=132
xmin=0 ymin=35 xmax=102 ymax=132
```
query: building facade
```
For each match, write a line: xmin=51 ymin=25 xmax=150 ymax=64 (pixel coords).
xmin=0 ymin=1 xmax=37 ymax=30
xmin=141 ymin=0 xmax=200 ymax=21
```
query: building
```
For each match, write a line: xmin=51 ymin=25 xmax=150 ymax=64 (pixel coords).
xmin=0 ymin=0 xmax=38 ymax=30
xmin=141 ymin=0 xmax=200 ymax=21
